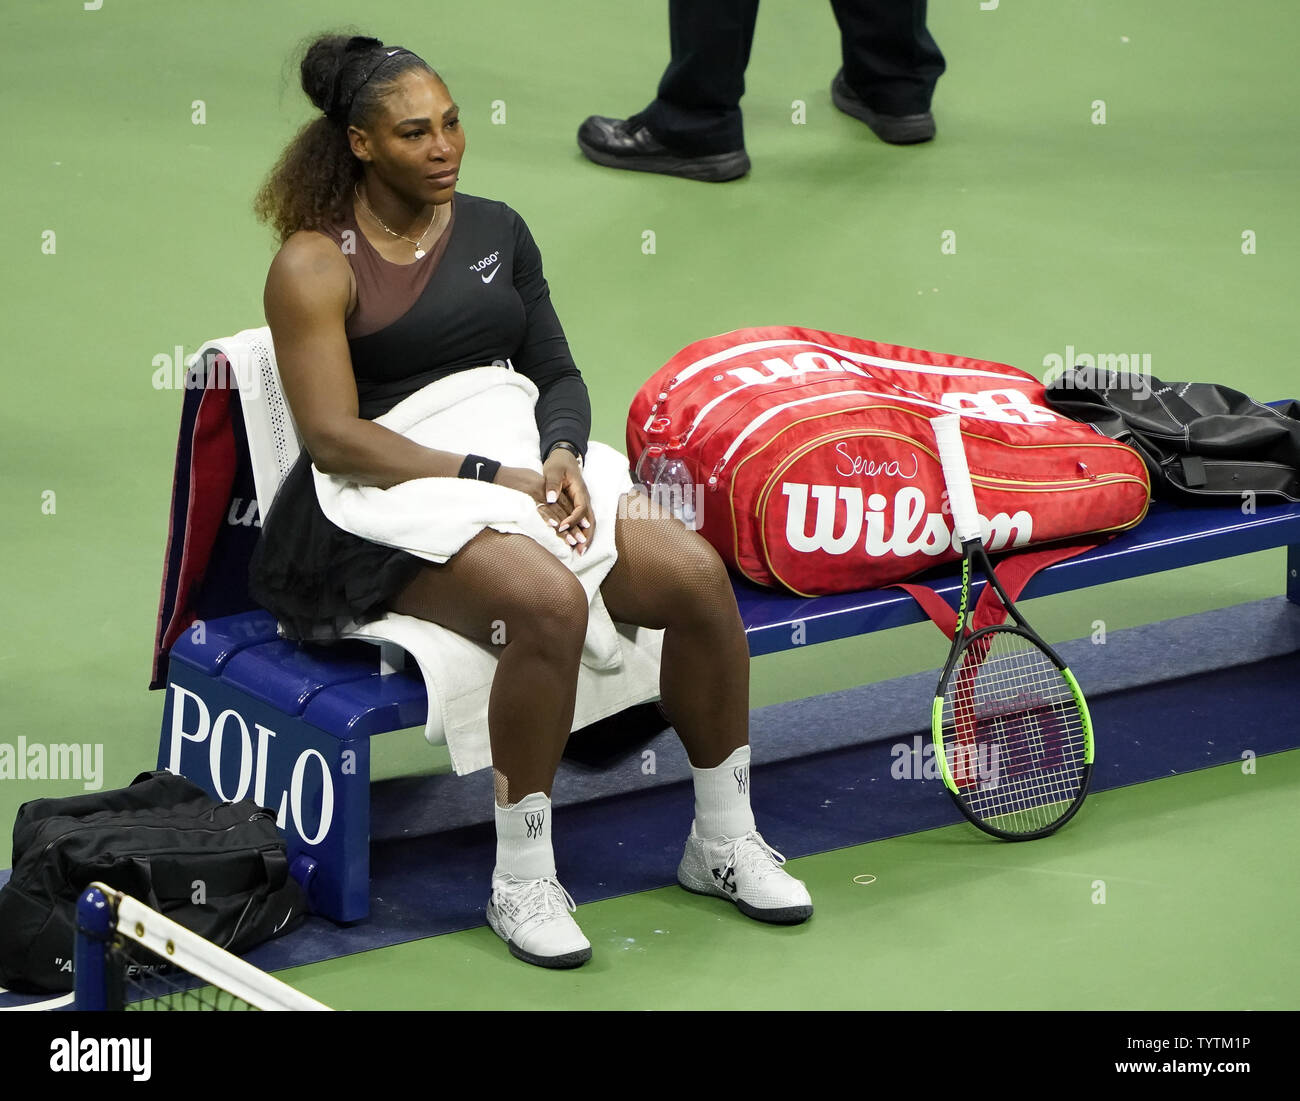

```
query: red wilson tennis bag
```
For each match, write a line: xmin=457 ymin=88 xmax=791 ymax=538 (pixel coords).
xmin=626 ymin=326 xmax=1151 ymax=596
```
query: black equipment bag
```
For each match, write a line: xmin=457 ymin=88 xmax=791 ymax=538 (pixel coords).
xmin=1044 ymin=369 xmax=1300 ymax=503
xmin=0 ymin=770 xmax=307 ymax=994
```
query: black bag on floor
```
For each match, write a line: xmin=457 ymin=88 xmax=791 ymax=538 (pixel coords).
xmin=1044 ymin=369 xmax=1300 ymax=503
xmin=0 ymin=770 xmax=307 ymax=994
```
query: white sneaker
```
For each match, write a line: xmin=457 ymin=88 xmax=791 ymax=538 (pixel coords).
xmin=486 ymin=873 xmax=593 ymax=969
xmin=677 ymin=825 xmax=814 ymax=924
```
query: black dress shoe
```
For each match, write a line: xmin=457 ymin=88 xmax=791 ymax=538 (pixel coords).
xmin=577 ymin=115 xmax=750 ymax=182
xmin=830 ymin=70 xmax=935 ymax=145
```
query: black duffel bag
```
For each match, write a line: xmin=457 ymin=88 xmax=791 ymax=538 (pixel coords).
xmin=1045 ymin=368 xmax=1300 ymax=503
xmin=0 ymin=770 xmax=307 ymax=993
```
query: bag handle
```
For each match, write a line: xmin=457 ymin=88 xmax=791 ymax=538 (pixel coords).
xmin=892 ymin=582 xmax=962 ymax=640
xmin=118 ymin=856 xmax=165 ymax=914
xmin=259 ymin=849 xmax=289 ymax=891
xmin=970 ymin=540 xmax=1101 ymax=631
xmin=219 ymin=850 xmax=294 ymax=951
xmin=113 ymin=846 xmax=289 ymax=928
xmin=892 ymin=539 xmax=1102 ymax=638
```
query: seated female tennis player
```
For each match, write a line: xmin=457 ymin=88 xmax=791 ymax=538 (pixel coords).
xmin=249 ymin=33 xmax=812 ymax=968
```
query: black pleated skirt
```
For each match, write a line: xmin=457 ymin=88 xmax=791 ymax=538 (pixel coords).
xmin=247 ymin=452 xmax=427 ymax=641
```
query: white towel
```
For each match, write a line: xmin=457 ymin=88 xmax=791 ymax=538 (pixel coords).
xmin=312 ymin=366 xmax=664 ymax=775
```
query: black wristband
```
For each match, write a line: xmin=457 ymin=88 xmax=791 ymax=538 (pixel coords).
xmin=458 ymin=454 xmax=501 ymax=482
xmin=547 ymin=440 xmax=584 ymax=467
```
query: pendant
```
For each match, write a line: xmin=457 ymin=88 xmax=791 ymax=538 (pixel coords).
xmin=414 ymin=248 xmax=426 ymax=259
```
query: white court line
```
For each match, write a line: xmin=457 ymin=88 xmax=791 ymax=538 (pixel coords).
xmin=0 ymin=988 xmax=75 ymax=1011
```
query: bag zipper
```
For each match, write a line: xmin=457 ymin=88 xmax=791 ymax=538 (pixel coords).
xmin=33 ymin=816 xmax=276 ymax=869
xmin=663 ymin=381 xmax=951 ymax=462
xmin=658 ymin=336 xmax=1019 ymax=399
xmin=712 ymin=401 xmax=1150 ymax=490
xmin=743 ymin=426 xmax=1148 ymax=546
xmin=648 ymin=341 xmax=1030 ymax=443
xmin=742 ymin=427 xmax=1148 ymax=593
xmin=749 ymin=425 xmax=1145 ymax=497
xmin=681 ymin=375 xmax=853 ymax=448
xmin=702 ymin=397 xmax=955 ymax=487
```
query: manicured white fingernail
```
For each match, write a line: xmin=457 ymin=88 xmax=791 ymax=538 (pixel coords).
xmin=576 ymin=531 xmax=586 ymax=544
xmin=567 ymin=535 xmax=577 ymax=545
xmin=546 ymin=490 xmax=558 ymax=504
xmin=547 ymin=518 xmax=558 ymax=527
xmin=558 ymin=523 xmax=569 ymax=532
xmin=580 ymin=519 xmax=590 ymax=529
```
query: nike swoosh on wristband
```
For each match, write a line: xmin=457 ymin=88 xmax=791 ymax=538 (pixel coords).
xmin=481 ymin=265 xmax=501 ymax=284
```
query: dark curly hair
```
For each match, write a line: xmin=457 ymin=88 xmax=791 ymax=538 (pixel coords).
xmin=253 ymin=33 xmax=440 ymax=245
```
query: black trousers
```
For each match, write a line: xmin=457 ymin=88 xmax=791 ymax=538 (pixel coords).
xmin=633 ymin=0 xmax=945 ymax=155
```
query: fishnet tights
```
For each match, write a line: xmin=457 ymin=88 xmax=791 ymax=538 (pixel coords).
xmin=388 ymin=499 xmax=749 ymax=803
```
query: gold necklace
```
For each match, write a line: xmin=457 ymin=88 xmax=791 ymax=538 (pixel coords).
xmin=354 ymin=183 xmax=440 ymax=258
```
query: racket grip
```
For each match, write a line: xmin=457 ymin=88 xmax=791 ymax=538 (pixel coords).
xmin=931 ymin=414 xmax=982 ymax=543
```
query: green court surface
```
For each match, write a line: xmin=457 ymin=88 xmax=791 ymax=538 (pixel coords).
xmin=2 ymin=0 xmax=1298 ymax=1012
xmin=274 ymin=752 xmax=1299 ymax=1011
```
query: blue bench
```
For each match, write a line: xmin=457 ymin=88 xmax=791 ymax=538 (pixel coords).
xmin=737 ymin=492 xmax=1300 ymax=655
xmin=157 ymin=486 xmax=1300 ymax=923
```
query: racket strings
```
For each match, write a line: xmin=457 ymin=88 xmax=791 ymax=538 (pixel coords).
xmin=949 ymin=704 xmax=1085 ymax=821
xmin=941 ymin=629 xmax=1088 ymax=834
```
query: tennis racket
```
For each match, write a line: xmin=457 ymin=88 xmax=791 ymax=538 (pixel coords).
xmin=930 ymin=413 xmax=1094 ymax=840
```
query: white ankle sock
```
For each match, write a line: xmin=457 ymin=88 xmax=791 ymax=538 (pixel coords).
xmin=494 ymin=792 xmax=557 ymax=881
xmin=691 ymin=745 xmax=756 ymax=840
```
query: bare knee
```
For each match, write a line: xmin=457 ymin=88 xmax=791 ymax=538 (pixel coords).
xmin=389 ymin=532 xmax=590 ymax=656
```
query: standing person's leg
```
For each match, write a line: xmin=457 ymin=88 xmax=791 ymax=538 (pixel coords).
xmin=636 ymin=0 xmax=761 ymax=155
xmin=830 ymin=0 xmax=946 ymax=143
xmin=577 ymin=0 xmax=757 ymax=181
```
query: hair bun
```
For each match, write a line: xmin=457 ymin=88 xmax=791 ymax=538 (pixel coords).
xmin=300 ymin=33 xmax=384 ymax=117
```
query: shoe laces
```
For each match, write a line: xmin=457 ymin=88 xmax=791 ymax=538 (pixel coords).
xmin=719 ymin=832 xmax=788 ymax=880
xmin=496 ymin=875 xmax=577 ymax=923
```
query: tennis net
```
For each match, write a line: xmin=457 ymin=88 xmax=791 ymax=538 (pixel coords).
xmin=74 ymin=882 xmax=330 ymax=1011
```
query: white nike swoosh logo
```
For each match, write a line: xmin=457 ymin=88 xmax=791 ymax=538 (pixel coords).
xmin=481 ymin=265 xmax=501 ymax=284
xmin=475 ymin=462 xmax=483 ymax=478
xmin=272 ymin=912 xmax=293 ymax=934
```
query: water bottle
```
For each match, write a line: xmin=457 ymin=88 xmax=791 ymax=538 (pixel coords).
xmin=652 ymin=453 xmax=697 ymax=528
xmin=635 ymin=405 xmax=699 ymax=526
xmin=634 ymin=443 xmax=667 ymax=489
